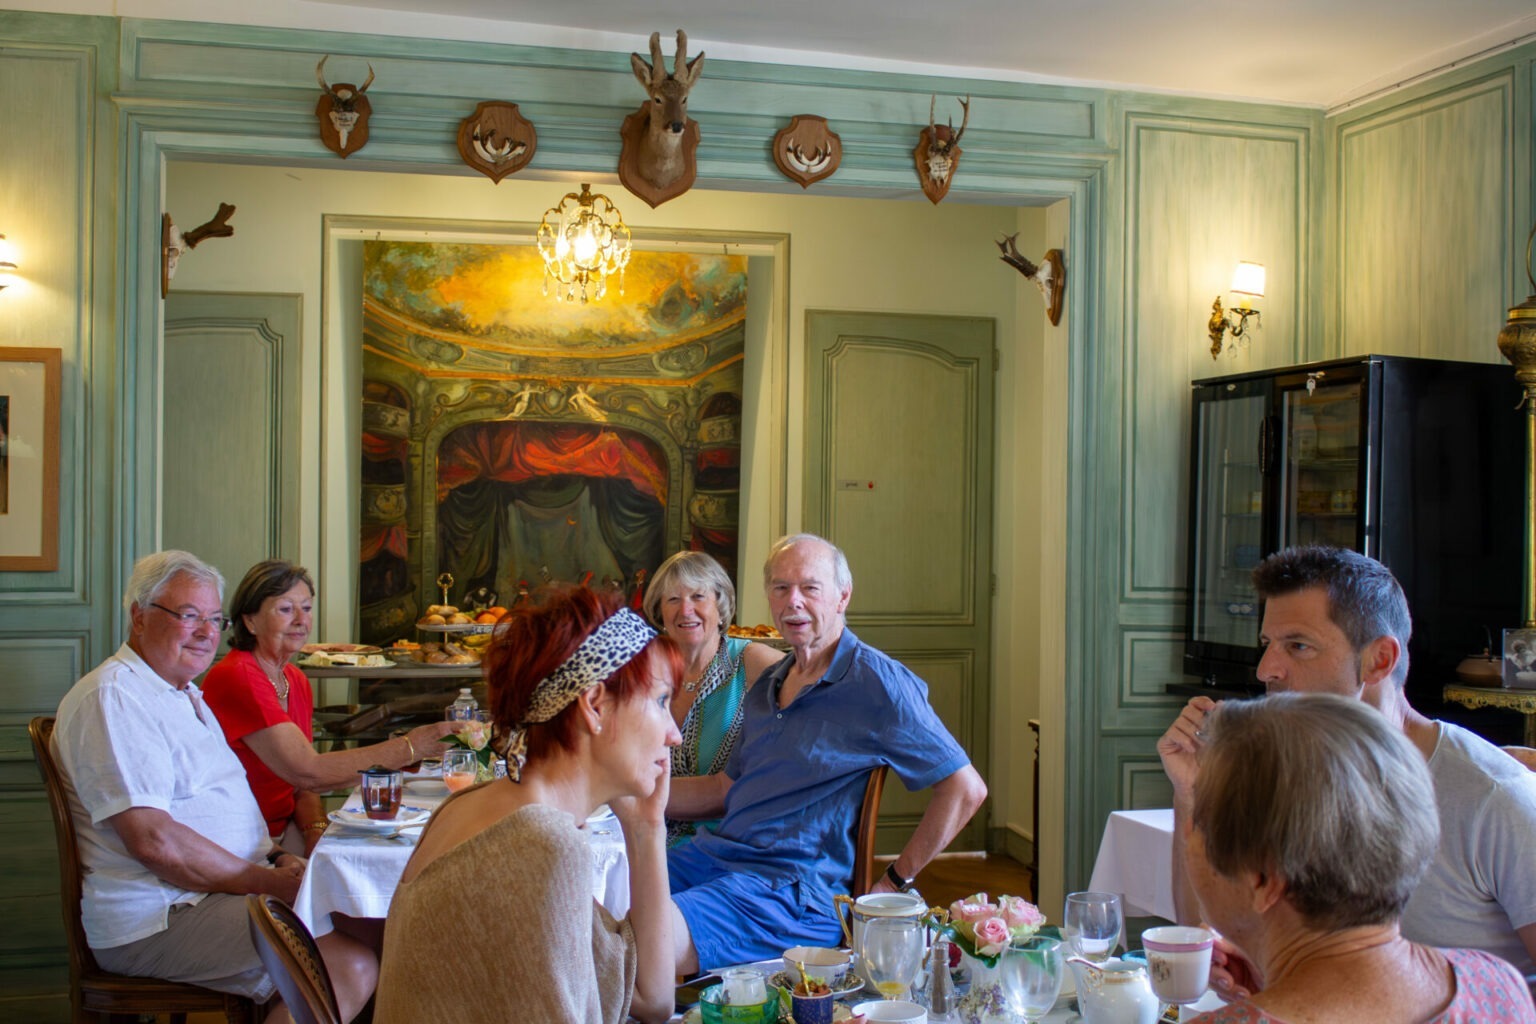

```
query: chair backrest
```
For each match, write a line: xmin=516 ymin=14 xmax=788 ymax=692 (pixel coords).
xmin=29 ymin=715 xmax=100 ymax=980
xmin=245 ymin=894 xmax=341 ymax=1024
xmin=851 ymin=764 xmax=889 ymax=896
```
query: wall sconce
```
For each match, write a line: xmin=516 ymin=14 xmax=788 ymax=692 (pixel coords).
xmin=1207 ymin=261 xmax=1266 ymax=359
xmin=0 ymin=234 xmax=19 ymax=291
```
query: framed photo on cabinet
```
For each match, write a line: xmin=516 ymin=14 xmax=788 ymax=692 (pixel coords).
xmin=0 ymin=347 xmax=61 ymax=571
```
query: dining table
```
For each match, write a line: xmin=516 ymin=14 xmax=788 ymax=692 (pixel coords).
xmin=293 ymin=776 xmax=631 ymax=939
xmin=1088 ymin=807 xmax=1177 ymax=922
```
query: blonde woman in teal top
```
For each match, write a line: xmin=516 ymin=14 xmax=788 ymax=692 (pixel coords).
xmin=643 ymin=551 xmax=784 ymax=845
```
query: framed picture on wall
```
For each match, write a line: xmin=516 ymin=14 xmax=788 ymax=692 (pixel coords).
xmin=0 ymin=347 xmax=61 ymax=571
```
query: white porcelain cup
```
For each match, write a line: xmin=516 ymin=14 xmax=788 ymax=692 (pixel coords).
xmin=852 ymin=999 xmax=927 ymax=1023
xmin=1140 ymin=926 xmax=1214 ymax=1005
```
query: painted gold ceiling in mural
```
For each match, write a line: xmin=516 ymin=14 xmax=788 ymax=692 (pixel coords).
xmin=363 ymin=241 xmax=747 ymax=355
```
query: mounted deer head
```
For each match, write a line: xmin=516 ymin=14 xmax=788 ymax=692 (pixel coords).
xmin=315 ymin=56 xmax=375 ymax=157
xmin=914 ymin=94 xmax=971 ymax=204
xmin=997 ymin=234 xmax=1067 ymax=326
xmin=618 ymin=30 xmax=705 ymax=208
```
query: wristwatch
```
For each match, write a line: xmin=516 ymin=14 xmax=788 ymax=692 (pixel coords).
xmin=884 ymin=861 xmax=917 ymax=893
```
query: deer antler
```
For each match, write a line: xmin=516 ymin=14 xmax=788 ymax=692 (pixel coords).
xmin=316 ymin=55 xmax=333 ymax=96
xmin=997 ymin=234 xmax=1041 ymax=278
xmin=673 ymin=30 xmax=689 ymax=79
xmin=928 ymin=94 xmax=938 ymax=137
xmin=356 ymin=63 xmax=375 ymax=94
xmin=182 ymin=203 xmax=237 ymax=249
xmin=953 ymin=96 xmax=971 ymax=144
xmin=647 ymin=31 xmax=666 ymax=86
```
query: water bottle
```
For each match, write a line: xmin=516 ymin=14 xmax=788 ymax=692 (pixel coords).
xmin=446 ymin=688 xmax=478 ymax=721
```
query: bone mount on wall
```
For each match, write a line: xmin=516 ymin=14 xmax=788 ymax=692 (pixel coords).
xmin=162 ymin=203 xmax=236 ymax=299
xmin=997 ymin=234 xmax=1066 ymax=326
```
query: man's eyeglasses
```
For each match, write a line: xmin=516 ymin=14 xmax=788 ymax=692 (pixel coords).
xmin=149 ymin=602 xmax=231 ymax=632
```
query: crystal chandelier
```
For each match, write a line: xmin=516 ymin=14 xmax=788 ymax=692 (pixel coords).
xmin=537 ymin=183 xmax=632 ymax=303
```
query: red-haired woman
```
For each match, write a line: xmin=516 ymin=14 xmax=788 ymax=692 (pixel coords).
xmin=373 ymin=587 xmax=682 ymax=1024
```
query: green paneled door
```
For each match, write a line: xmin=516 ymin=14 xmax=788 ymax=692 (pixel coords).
xmin=163 ymin=292 xmax=302 ymax=589
xmin=805 ymin=311 xmax=995 ymax=852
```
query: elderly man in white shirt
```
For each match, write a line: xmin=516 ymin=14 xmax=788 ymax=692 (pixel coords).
xmin=53 ymin=550 xmax=375 ymax=1022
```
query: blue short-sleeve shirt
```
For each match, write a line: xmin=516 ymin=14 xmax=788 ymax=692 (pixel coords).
xmin=681 ymin=627 xmax=969 ymax=907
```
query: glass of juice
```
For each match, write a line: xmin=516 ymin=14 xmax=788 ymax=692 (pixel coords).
xmin=442 ymin=748 xmax=479 ymax=792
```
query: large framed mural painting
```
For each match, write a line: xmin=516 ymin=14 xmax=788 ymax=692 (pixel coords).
xmin=357 ymin=241 xmax=747 ymax=645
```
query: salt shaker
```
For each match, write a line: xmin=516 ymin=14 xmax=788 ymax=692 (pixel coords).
xmin=924 ymin=935 xmax=957 ymax=1021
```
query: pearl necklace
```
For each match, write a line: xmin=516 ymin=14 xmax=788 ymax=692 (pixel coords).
xmin=256 ymin=655 xmax=290 ymax=703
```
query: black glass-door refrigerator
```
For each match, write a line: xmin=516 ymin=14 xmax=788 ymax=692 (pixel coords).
xmin=1183 ymin=354 xmax=1524 ymax=741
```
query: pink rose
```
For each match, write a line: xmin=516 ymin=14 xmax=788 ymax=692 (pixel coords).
xmin=949 ymin=893 xmax=996 ymax=924
xmin=998 ymin=895 xmax=1045 ymax=934
xmin=973 ymin=916 xmax=1012 ymax=957
xmin=456 ymin=721 xmax=490 ymax=751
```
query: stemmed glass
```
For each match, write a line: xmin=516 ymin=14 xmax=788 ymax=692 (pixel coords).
xmin=859 ymin=916 xmax=926 ymax=1000
xmin=1063 ymin=891 xmax=1123 ymax=962
xmin=999 ymin=935 xmax=1064 ymax=1023
xmin=442 ymin=748 xmax=479 ymax=792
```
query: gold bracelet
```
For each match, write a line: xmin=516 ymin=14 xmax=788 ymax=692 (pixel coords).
xmin=302 ymin=821 xmax=328 ymax=834
xmin=403 ymin=735 xmax=417 ymax=763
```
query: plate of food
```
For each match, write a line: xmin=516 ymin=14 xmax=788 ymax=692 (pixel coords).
xmin=297 ymin=652 xmax=394 ymax=669
xmin=327 ymin=805 xmax=432 ymax=832
xmin=767 ymin=969 xmax=864 ymax=999
xmin=301 ymin=643 xmax=383 ymax=655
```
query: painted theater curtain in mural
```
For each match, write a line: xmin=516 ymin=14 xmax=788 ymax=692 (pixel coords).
xmin=436 ymin=421 xmax=668 ymax=600
xmin=356 ymin=240 xmax=747 ymax=644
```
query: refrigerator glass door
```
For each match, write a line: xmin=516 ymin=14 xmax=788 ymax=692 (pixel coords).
xmin=1189 ymin=386 xmax=1267 ymax=650
xmin=1280 ymin=379 xmax=1363 ymax=552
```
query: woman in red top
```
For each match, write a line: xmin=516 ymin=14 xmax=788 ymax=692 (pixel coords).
xmin=202 ymin=560 xmax=457 ymax=853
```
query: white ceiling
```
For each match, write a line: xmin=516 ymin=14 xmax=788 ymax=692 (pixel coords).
xmin=34 ymin=0 xmax=1536 ymax=109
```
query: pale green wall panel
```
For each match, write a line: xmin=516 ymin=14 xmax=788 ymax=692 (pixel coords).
xmin=1328 ymin=47 xmax=1533 ymax=361
xmin=1123 ymin=118 xmax=1310 ymax=602
xmin=0 ymin=13 xmax=119 ymax=993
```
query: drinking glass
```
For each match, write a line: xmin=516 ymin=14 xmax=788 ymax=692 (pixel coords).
xmin=1063 ymin=891 xmax=1123 ymax=962
xmin=442 ymin=748 xmax=479 ymax=792
xmin=359 ymin=766 xmax=402 ymax=820
xmin=859 ymin=916 xmax=925 ymax=1000
xmin=999 ymin=935 xmax=1064 ymax=1023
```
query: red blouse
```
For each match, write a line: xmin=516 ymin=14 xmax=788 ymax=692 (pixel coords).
xmin=201 ymin=648 xmax=314 ymax=837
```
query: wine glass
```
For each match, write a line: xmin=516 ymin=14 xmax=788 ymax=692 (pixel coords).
xmin=999 ymin=935 xmax=1064 ymax=1023
xmin=859 ymin=916 xmax=926 ymax=1000
xmin=442 ymin=748 xmax=479 ymax=792
xmin=1063 ymin=891 xmax=1123 ymax=962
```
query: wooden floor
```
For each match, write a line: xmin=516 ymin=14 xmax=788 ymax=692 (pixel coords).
xmin=879 ymin=851 xmax=1036 ymax=911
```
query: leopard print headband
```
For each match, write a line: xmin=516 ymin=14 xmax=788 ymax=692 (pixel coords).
xmin=503 ymin=607 xmax=657 ymax=781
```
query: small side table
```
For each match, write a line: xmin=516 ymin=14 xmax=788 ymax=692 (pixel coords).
xmin=1441 ymin=683 xmax=1536 ymax=747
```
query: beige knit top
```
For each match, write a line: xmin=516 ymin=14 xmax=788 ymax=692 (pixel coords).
xmin=374 ymin=802 xmax=637 ymax=1024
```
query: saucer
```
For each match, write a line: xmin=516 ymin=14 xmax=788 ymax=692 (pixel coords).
xmin=328 ymin=806 xmax=432 ymax=832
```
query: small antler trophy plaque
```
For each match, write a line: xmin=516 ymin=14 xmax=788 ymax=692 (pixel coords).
xmin=772 ymin=115 xmax=843 ymax=189
xmin=915 ymin=95 xmax=970 ymax=204
xmin=456 ymin=101 xmax=537 ymax=183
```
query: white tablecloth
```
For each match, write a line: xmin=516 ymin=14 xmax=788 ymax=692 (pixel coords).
xmin=293 ymin=786 xmax=630 ymax=937
xmin=1088 ymin=808 xmax=1176 ymax=921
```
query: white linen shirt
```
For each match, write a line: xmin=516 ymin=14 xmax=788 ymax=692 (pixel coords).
xmin=53 ymin=643 xmax=271 ymax=949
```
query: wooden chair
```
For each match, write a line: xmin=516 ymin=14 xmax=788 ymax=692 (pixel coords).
xmin=851 ymin=764 xmax=889 ymax=895
xmin=29 ymin=716 xmax=257 ymax=1024
xmin=245 ymin=895 xmax=341 ymax=1024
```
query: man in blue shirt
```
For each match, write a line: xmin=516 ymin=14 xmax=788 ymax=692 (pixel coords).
xmin=667 ymin=533 xmax=988 ymax=972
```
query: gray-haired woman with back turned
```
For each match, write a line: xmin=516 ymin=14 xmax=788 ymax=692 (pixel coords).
xmin=1184 ymin=693 xmax=1533 ymax=1023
